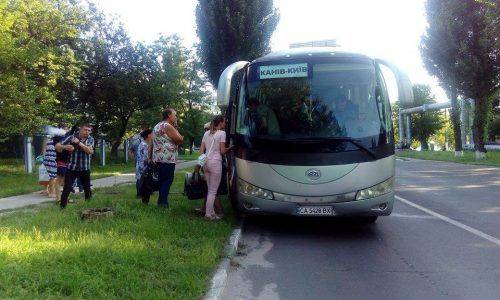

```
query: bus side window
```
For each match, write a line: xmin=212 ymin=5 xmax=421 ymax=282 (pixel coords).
xmin=236 ymin=72 xmax=247 ymax=135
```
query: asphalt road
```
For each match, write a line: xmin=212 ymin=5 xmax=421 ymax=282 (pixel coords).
xmin=222 ymin=158 xmax=500 ymax=299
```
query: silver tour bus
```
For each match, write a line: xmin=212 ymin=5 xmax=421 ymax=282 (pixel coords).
xmin=218 ymin=46 xmax=413 ymax=223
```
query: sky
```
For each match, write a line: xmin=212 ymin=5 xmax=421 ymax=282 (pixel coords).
xmin=95 ymin=0 xmax=447 ymax=103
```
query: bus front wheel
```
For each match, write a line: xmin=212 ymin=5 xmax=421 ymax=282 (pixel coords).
xmin=228 ymin=168 xmax=243 ymax=219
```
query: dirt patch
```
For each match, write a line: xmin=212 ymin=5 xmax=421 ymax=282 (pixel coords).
xmin=81 ymin=207 xmax=116 ymax=220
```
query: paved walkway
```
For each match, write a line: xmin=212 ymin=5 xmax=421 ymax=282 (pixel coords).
xmin=0 ymin=160 xmax=197 ymax=212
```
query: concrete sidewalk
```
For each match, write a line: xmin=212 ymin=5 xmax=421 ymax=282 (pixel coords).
xmin=0 ymin=160 xmax=197 ymax=212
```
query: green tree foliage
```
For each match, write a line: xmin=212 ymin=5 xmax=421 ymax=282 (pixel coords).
xmin=421 ymin=0 xmax=462 ymax=151
xmin=391 ymin=101 xmax=401 ymax=145
xmin=0 ymin=0 xmax=85 ymax=140
xmin=102 ymin=42 xmax=163 ymax=155
xmin=67 ymin=7 xmax=165 ymax=155
xmin=421 ymin=0 xmax=499 ymax=153
xmin=195 ymin=0 xmax=280 ymax=86
xmin=152 ymin=36 xmax=214 ymax=153
xmin=178 ymin=59 xmax=214 ymax=153
xmin=433 ymin=109 xmax=455 ymax=150
xmin=489 ymin=114 xmax=500 ymax=141
xmin=487 ymin=94 xmax=500 ymax=141
xmin=0 ymin=1 xmax=217 ymax=159
xmin=410 ymin=84 xmax=444 ymax=150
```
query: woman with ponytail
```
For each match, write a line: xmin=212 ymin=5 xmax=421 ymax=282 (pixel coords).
xmin=199 ymin=115 xmax=233 ymax=220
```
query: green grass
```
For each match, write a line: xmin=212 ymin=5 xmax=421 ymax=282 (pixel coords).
xmin=0 ymin=171 xmax=234 ymax=298
xmin=0 ymin=159 xmax=135 ymax=198
xmin=91 ymin=162 xmax=135 ymax=179
xmin=0 ymin=149 xmax=201 ymax=199
xmin=396 ymin=150 xmax=500 ymax=167
xmin=0 ymin=159 xmax=39 ymax=198
xmin=178 ymin=153 xmax=198 ymax=161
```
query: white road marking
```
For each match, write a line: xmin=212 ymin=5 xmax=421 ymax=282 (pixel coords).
xmin=390 ymin=213 xmax=435 ymax=219
xmin=395 ymin=195 xmax=500 ymax=246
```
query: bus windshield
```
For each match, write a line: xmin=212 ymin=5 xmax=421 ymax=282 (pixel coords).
xmin=236 ymin=60 xmax=392 ymax=146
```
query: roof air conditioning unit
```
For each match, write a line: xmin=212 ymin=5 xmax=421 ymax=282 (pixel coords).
xmin=289 ymin=39 xmax=338 ymax=48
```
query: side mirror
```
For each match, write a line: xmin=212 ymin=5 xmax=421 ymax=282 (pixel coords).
xmin=375 ymin=59 xmax=414 ymax=106
xmin=217 ymin=61 xmax=249 ymax=110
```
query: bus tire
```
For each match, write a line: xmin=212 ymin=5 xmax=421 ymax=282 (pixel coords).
xmin=228 ymin=172 xmax=242 ymax=219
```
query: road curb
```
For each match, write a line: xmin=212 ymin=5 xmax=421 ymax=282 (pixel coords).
xmin=204 ymin=222 xmax=243 ymax=300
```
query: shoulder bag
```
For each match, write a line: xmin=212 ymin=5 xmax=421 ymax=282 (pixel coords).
xmin=197 ymin=134 xmax=216 ymax=167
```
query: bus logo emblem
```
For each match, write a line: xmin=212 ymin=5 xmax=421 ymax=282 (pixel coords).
xmin=306 ymin=169 xmax=321 ymax=180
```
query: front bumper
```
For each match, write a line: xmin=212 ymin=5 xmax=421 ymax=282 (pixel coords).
xmin=236 ymin=191 xmax=394 ymax=217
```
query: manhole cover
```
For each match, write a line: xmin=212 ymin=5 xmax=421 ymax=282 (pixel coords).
xmin=81 ymin=207 xmax=116 ymax=220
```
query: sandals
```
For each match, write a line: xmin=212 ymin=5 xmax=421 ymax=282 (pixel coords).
xmin=55 ymin=199 xmax=74 ymax=204
xmin=204 ymin=215 xmax=221 ymax=221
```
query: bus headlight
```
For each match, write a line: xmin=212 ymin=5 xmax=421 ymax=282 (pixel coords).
xmin=238 ymin=178 xmax=274 ymax=200
xmin=356 ymin=177 xmax=394 ymax=200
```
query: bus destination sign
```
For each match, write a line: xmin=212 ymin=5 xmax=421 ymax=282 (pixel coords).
xmin=259 ymin=63 xmax=308 ymax=79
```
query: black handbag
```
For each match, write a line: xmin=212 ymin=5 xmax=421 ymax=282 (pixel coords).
xmin=184 ymin=169 xmax=208 ymax=200
xmin=141 ymin=163 xmax=160 ymax=194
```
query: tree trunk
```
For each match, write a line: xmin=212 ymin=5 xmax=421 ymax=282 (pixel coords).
xmin=110 ymin=140 xmax=120 ymax=157
xmin=449 ymin=91 xmax=462 ymax=154
xmin=110 ymin=117 xmax=130 ymax=158
xmin=472 ymin=97 xmax=488 ymax=157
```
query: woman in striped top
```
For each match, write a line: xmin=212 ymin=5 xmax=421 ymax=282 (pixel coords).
xmin=42 ymin=137 xmax=58 ymax=198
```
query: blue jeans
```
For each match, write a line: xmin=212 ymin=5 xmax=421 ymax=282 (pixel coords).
xmin=157 ymin=162 xmax=175 ymax=207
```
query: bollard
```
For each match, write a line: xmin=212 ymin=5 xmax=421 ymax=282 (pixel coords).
xmin=469 ymin=99 xmax=475 ymax=147
xmin=24 ymin=136 xmax=34 ymax=173
xmin=100 ymin=139 xmax=106 ymax=167
xmin=124 ymin=139 xmax=129 ymax=163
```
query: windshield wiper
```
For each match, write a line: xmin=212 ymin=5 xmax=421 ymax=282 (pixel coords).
xmin=288 ymin=137 xmax=378 ymax=160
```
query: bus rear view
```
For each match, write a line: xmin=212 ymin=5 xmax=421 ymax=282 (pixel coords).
xmin=218 ymin=46 xmax=413 ymax=223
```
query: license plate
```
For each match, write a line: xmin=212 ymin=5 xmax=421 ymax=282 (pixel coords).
xmin=296 ymin=206 xmax=334 ymax=216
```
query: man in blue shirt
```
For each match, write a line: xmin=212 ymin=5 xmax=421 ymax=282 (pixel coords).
xmin=58 ymin=122 xmax=94 ymax=209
